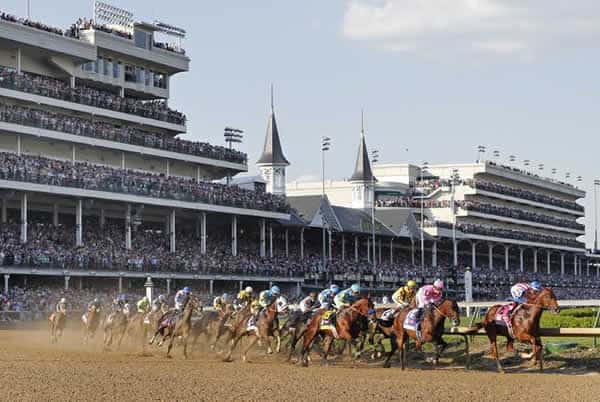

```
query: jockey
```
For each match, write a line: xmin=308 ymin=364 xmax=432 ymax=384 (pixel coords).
xmin=511 ymin=281 xmax=542 ymax=304
xmin=416 ymin=279 xmax=444 ymax=308
xmin=258 ymin=286 xmax=281 ymax=309
xmin=235 ymin=286 xmax=254 ymax=309
xmin=56 ymin=298 xmax=67 ymax=314
xmin=136 ymin=296 xmax=150 ymax=314
xmin=174 ymin=287 xmax=191 ymax=311
xmin=299 ymin=291 xmax=319 ymax=315
xmin=392 ymin=280 xmax=417 ymax=310
xmin=87 ymin=298 xmax=101 ymax=312
xmin=151 ymin=294 xmax=167 ymax=312
xmin=213 ymin=293 xmax=230 ymax=312
xmin=318 ymin=284 xmax=340 ymax=309
xmin=334 ymin=284 xmax=360 ymax=310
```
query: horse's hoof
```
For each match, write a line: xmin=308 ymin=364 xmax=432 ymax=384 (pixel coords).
xmin=223 ymin=357 xmax=233 ymax=363
xmin=301 ymin=360 xmax=308 ymax=367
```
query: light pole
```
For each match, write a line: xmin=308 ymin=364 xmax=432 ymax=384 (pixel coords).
xmin=224 ymin=127 xmax=244 ymax=184
xmin=493 ymin=150 xmax=500 ymax=162
xmin=321 ymin=136 xmax=331 ymax=271
xmin=476 ymin=145 xmax=486 ymax=162
xmin=420 ymin=161 xmax=429 ymax=273
xmin=450 ymin=169 xmax=460 ymax=268
xmin=509 ymin=155 xmax=516 ymax=164
xmin=594 ymin=180 xmax=600 ymax=252
xmin=371 ymin=149 xmax=379 ymax=273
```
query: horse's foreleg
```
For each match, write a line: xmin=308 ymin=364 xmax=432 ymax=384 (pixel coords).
xmin=322 ymin=335 xmax=334 ymax=364
xmin=223 ymin=333 xmax=242 ymax=362
xmin=243 ymin=335 xmax=259 ymax=363
xmin=383 ymin=333 xmax=397 ymax=368
xmin=399 ymin=333 xmax=407 ymax=370
xmin=486 ymin=324 xmax=504 ymax=373
xmin=182 ymin=335 xmax=189 ymax=359
xmin=166 ymin=335 xmax=175 ymax=358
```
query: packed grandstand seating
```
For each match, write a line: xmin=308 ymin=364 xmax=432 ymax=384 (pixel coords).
xmin=0 ymin=152 xmax=289 ymax=212
xmin=455 ymin=223 xmax=582 ymax=248
xmin=486 ymin=161 xmax=578 ymax=189
xmin=0 ymin=104 xmax=246 ymax=164
xmin=0 ymin=11 xmax=64 ymax=36
xmin=0 ymin=67 xmax=186 ymax=125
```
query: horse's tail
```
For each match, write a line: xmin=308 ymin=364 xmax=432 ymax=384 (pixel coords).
xmin=462 ymin=322 xmax=484 ymax=334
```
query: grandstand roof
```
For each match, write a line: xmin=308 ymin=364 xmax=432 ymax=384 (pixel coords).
xmin=375 ymin=208 xmax=427 ymax=239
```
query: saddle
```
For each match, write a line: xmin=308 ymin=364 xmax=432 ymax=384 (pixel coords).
xmin=403 ymin=308 xmax=423 ymax=342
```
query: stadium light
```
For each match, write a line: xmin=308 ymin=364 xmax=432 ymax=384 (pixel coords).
xmin=420 ymin=161 xmax=429 ymax=273
xmin=594 ymin=179 xmax=600 ymax=252
xmin=493 ymin=150 xmax=500 ymax=161
xmin=509 ymin=155 xmax=516 ymax=163
xmin=476 ymin=145 xmax=486 ymax=162
xmin=321 ymin=136 xmax=332 ymax=271
xmin=370 ymin=149 xmax=379 ymax=273
xmin=224 ymin=127 xmax=244 ymax=149
xmin=523 ymin=159 xmax=531 ymax=168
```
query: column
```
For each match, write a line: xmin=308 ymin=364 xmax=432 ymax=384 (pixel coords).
xmin=573 ymin=255 xmax=578 ymax=276
xmin=519 ymin=248 xmax=524 ymax=272
xmin=296 ymin=282 xmax=301 ymax=297
xmin=125 ymin=204 xmax=132 ymax=250
xmin=200 ymin=212 xmax=207 ymax=255
xmin=411 ymin=239 xmax=415 ymax=265
xmin=16 ymin=135 xmax=21 ymax=156
xmin=72 ymin=144 xmax=76 ymax=162
xmin=533 ymin=250 xmax=538 ymax=273
xmin=119 ymin=87 xmax=125 ymax=97
xmin=64 ymin=276 xmax=70 ymax=291
xmin=121 ymin=152 xmax=126 ymax=169
xmin=209 ymin=279 xmax=214 ymax=296
xmin=166 ymin=278 xmax=171 ymax=294
xmin=285 ymin=229 xmax=289 ymax=258
xmin=560 ymin=253 xmax=565 ymax=276
xmin=547 ymin=250 xmax=551 ymax=275
xmin=166 ymin=160 xmax=170 ymax=177
xmin=269 ymin=225 xmax=274 ymax=258
xmin=260 ymin=219 xmax=266 ymax=257
xmin=328 ymin=230 xmax=332 ymax=261
xmin=79 ymin=277 xmax=83 ymax=290
xmin=75 ymin=199 xmax=83 ymax=247
xmin=15 ymin=48 xmax=21 ymax=73
xmin=596 ymin=265 xmax=599 ymax=277
xmin=3 ymin=274 xmax=9 ymax=294
xmin=390 ymin=238 xmax=394 ymax=264
xmin=378 ymin=238 xmax=382 ymax=265
xmin=341 ymin=235 xmax=345 ymax=261
xmin=52 ymin=203 xmax=59 ymax=226
xmin=587 ymin=261 xmax=590 ymax=277
xmin=99 ymin=208 xmax=105 ymax=229
xmin=196 ymin=166 xmax=201 ymax=182
xmin=471 ymin=242 xmax=476 ymax=269
xmin=488 ymin=243 xmax=493 ymax=270
xmin=239 ymin=281 xmax=244 ymax=291
xmin=69 ymin=76 xmax=75 ymax=88
xmin=367 ymin=238 xmax=371 ymax=262
xmin=1 ymin=198 xmax=7 ymax=223
xmin=169 ymin=209 xmax=176 ymax=253
xmin=432 ymin=241 xmax=438 ymax=268
xmin=453 ymin=238 xmax=458 ymax=267
xmin=231 ymin=215 xmax=238 ymax=256
xmin=20 ymin=193 xmax=27 ymax=244
xmin=300 ymin=228 xmax=305 ymax=260
xmin=354 ymin=236 xmax=359 ymax=262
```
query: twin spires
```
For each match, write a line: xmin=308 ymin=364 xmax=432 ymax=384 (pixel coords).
xmin=256 ymin=84 xmax=290 ymax=167
xmin=350 ymin=111 xmax=375 ymax=183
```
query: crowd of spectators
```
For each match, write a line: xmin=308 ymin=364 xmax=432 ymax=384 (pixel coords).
xmin=486 ymin=161 xmax=578 ymax=190
xmin=456 ymin=200 xmax=584 ymax=230
xmin=473 ymin=180 xmax=583 ymax=212
xmin=0 ymin=103 xmax=246 ymax=164
xmin=455 ymin=223 xmax=582 ymax=248
xmin=0 ymin=152 xmax=288 ymax=212
xmin=0 ymin=66 xmax=186 ymax=125
xmin=1 ymin=11 xmax=64 ymax=35
xmin=66 ymin=18 xmax=132 ymax=40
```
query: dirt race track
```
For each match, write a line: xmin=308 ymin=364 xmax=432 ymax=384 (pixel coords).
xmin=1 ymin=327 xmax=600 ymax=402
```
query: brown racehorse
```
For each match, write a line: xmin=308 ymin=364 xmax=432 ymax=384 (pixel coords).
xmin=82 ymin=306 xmax=101 ymax=344
xmin=103 ymin=309 xmax=128 ymax=350
xmin=468 ymin=287 xmax=560 ymax=373
xmin=163 ymin=296 xmax=199 ymax=359
xmin=223 ymin=299 xmax=281 ymax=363
xmin=49 ymin=311 xmax=66 ymax=344
xmin=388 ymin=299 xmax=460 ymax=370
xmin=300 ymin=297 xmax=374 ymax=367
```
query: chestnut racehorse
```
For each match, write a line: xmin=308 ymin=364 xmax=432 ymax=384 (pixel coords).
xmin=164 ymin=296 xmax=199 ymax=359
xmin=300 ymin=297 xmax=374 ymax=367
xmin=49 ymin=311 xmax=66 ymax=344
xmin=82 ymin=306 xmax=101 ymax=344
xmin=468 ymin=287 xmax=560 ymax=373
xmin=223 ymin=299 xmax=281 ymax=362
xmin=388 ymin=299 xmax=460 ymax=369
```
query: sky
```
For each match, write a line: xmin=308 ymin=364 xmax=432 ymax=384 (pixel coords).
xmin=3 ymin=0 xmax=600 ymax=246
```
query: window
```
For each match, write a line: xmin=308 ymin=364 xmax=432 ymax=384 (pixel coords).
xmin=145 ymin=70 xmax=152 ymax=86
xmin=103 ymin=58 xmax=111 ymax=76
xmin=124 ymin=64 xmax=135 ymax=82
xmin=153 ymin=72 xmax=167 ymax=89
xmin=95 ymin=57 xmax=102 ymax=74
xmin=113 ymin=62 xmax=120 ymax=79
xmin=82 ymin=62 xmax=94 ymax=72
xmin=135 ymin=67 xmax=144 ymax=83
xmin=134 ymin=30 xmax=150 ymax=50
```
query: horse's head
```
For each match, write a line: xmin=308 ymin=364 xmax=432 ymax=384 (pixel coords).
xmin=535 ymin=287 xmax=560 ymax=314
xmin=353 ymin=297 xmax=375 ymax=318
xmin=438 ymin=299 xmax=461 ymax=327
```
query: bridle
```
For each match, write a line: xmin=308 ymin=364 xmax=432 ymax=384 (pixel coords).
xmin=431 ymin=300 xmax=459 ymax=322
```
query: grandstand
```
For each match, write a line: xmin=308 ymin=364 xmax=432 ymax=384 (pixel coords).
xmin=0 ymin=4 xmax=599 ymax=304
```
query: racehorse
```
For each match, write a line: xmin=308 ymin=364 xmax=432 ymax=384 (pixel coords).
xmin=162 ymin=296 xmax=199 ymax=359
xmin=102 ymin=308 xmax=128 ymax=350
xmin=299 ymin=297 xmax=374 ymax=367
xmin=223 ymin=298 xmax=283 ymax=362
xmin=283 ymin=308 xmax=313 ymax=361
xmin=190 ymin=309 xmax=222 ymax=353
xmin=82 ymin=305 xmax=101 ymax=344
xmin=468 ymin=287 xmax=560 ymax=373
xmin=387 ymin=299 xmax=460 ymax=370
xmin=143 ymin=304 xmax=169 ymax=345
xmin=49 ymin=311 xmax=66 ymax=344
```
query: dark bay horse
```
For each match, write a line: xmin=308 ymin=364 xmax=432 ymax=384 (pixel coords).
xmin=223 ymin=299 xmax=281 ymax=362
xmin=300 ymin=297 xmax=374 ymax=367
xmin=388 ymin=299 xmax=460 ymax=369
xmin=468 ymin=287 xmax=560 ymax=372
xmin=82 ymin=306 xmax=101 ymax=344
xmin=103 ymin=309 xmax=128 ymax=350
xmin=163 ymin=296 xmax=199 ymax=359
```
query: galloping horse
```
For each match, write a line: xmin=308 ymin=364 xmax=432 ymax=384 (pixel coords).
xmin=82 ymin=305 xmax=102 ymax=344
xmin=300 ymin=297 xmax=374 ymax=367
xmin=49 ymin=310 xmax=66 ymax=344
xmin=103 ymin=308 xmax=128 ymax=350
xmin=388 ymin=299 xmax=460 ymax=369
xmin=161 ymin=296 xmax=199 ymax=359
xmin=468 ymin=287 xmax=560 ymax=372
xmin=223 ymin=298 xmax=283 ymax=362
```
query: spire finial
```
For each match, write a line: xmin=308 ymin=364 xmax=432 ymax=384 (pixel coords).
xmin=361 ymin=108 xmax=365 ymax=136
xmin=270 ymin=83 xmax=274 ymax=112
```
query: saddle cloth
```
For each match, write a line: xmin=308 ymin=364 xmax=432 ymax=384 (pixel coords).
xmin=319 ymin=310 xmax=338 ymax=338
xmin=381 ymin=308 xmax=396 ymax=322
xmin=159 ymin=315 xmax=177 ymax=330
xmin=403 ymin=308 xmax=420 ymax=331
xmin=246 ymin=315 xmax=258 ymax=333
xmin=494 ymin=303 xmax=520 ymax=337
